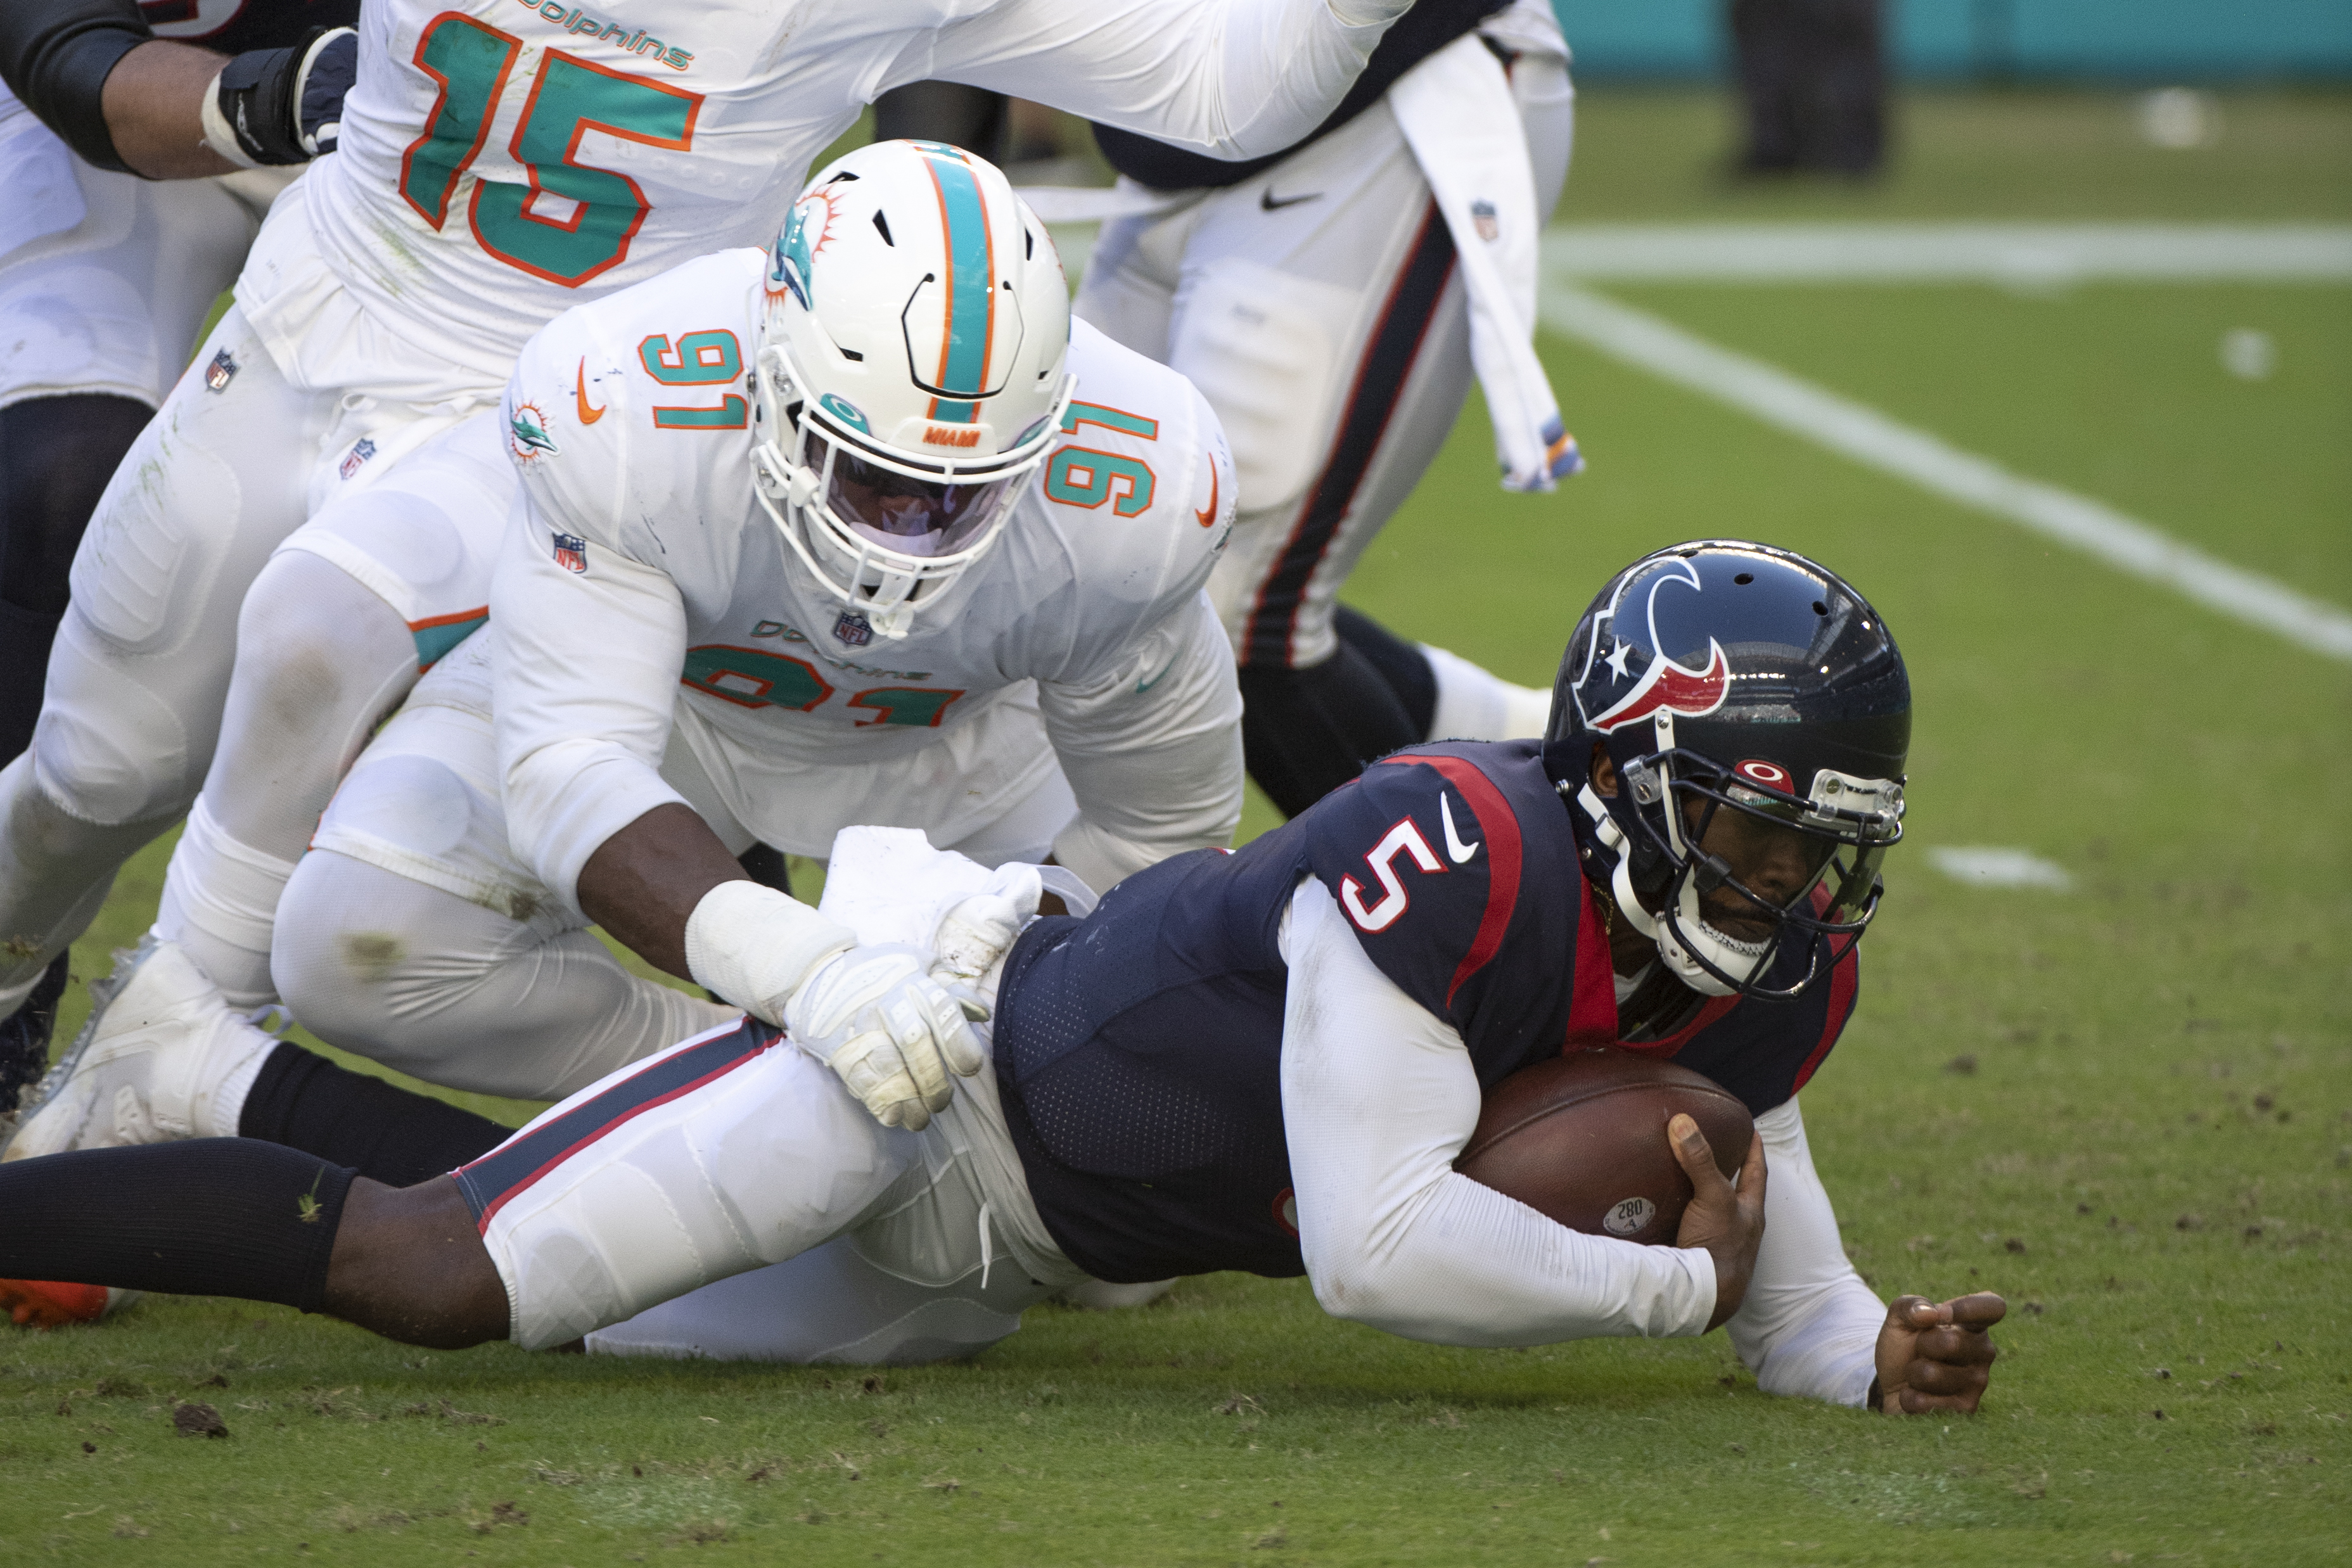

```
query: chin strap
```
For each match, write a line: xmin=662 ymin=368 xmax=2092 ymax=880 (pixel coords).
xmin=1574 ymin=781 xmax=1763 ymax=999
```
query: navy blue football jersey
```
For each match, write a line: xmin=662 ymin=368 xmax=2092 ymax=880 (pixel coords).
xmin=992 ymin=741 xmax=1860 ymax=1284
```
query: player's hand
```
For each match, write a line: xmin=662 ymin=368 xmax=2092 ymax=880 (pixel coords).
xmin=1872 ymin=1292 xmax=2004 ymax=1414
xmin=786 ymin=943 xmax=986 ymax=1131
xmin=1668 ymin=1114 xmax=1768 ymax=1330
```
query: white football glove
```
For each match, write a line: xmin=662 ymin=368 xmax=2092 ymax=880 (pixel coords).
xmin=784 ymin=943 xmax=987 ymax=1131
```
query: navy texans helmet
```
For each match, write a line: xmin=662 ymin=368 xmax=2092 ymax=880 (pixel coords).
xmin=1544 ymin=540 xmax=1909 ymax=1001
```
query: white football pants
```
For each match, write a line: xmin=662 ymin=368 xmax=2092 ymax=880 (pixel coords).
xmin=0 ymin=245 xmax=502 ymax=1016
xmin=466 ymin=1004 xmax=1082 ymax=1353
xmin=151 ymin=417 xmax=511 ymax=1007
xmin=1073 ymin=50 xmax=1573 ymax=673
xmin=271 ymin=639 xmax=1082 ymax=1100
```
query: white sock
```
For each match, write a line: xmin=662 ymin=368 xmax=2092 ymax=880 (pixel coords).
xmin=1421 ymin=644 xmax=1554 ymax=742
xmin=153 ymin=795 xmax=300 ymax=1010
xmin=199 ymin=1023 xmax=278 ymax=1139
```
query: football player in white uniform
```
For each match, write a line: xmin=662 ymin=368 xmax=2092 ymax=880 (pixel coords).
xmin=0 ymin=0 xmax=1416 ymax=1043
xmin=77 ymin=141 xmax=1236 ymax=1119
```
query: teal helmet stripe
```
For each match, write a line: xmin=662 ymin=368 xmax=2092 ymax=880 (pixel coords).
xmin=916 ymin=144 xmax=995 ymax=421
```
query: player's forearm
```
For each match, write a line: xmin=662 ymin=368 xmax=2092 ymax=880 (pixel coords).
xmin=575 ymin=803 xmax=749 ymax=980
xmin=940 ymin=0 xmax=1408 ymax=160
xmin=99 ymin=39 xmax=237 ymax=179
xmin=1305 ymin=1170 xmax=1718 ymax=1346
xmin=1279 ymin=878 xmax=1716 ymax=1346
xmin=0 ymin=0 xmax=146 ymax=169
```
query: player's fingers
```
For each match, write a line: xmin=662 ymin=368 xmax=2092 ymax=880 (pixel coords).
xmin=1897 ymin=1384 xmax=1987 ymax=1416
xmin=1884 ymin=1293 xmax=1938 ymax=1330
xmin=1917 ymin=1324 xmax=2000 ymax=1365
xmin=1902 ymin=1358 xmax=1987 ymax=1396
xmin=1668 ymin=1114 xmax=1728 ymax=1196
xmin=1945 ymin=1291 xmax=2008 ymax=1329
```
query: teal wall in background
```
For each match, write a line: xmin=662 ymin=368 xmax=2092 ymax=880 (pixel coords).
xmin=1554 ymin=0 xmax=2352 ymax=80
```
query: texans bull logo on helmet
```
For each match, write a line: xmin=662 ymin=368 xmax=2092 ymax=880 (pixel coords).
xmin=1573 ymin=556 xmax=1735 ymax=741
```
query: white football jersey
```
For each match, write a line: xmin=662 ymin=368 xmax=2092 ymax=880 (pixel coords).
xmin=293 ymin=0 xmax=1403 ymax=385
xmin=490 ymin=249 xmax=1241 ymax=898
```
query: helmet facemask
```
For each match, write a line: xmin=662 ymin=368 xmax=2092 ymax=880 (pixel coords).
xmin=1575 ymin=737 xmax=1903 ymax=1000
xmin=751 ymin=338 xmax=1071 ymax=639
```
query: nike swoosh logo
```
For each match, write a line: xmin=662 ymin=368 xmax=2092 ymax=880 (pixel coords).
xmin=1194 ymin=460 xmax=1220 ymax=529
xmin=1260 ymin=188 xmax=1322 ymax=212
xmin=1137 ymin=660 xmax=1177 ymax=694
xmin=1441 ymin=792 xmax=1480 ymax=864
xmin=575 ymin=358 xmax=604 ymax=424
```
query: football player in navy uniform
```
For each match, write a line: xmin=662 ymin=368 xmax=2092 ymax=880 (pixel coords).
xmin=0 ymin=540 xmax=2002 ymax=1413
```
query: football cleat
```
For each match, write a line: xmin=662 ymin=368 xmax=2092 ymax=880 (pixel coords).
xmin=0 ymin=1280 xmax=138 ymax=1329
xmin=1 ymin=936 xmax=278 ymax=1163
xmin=0 ymin=952 xmax=70 ymax=1121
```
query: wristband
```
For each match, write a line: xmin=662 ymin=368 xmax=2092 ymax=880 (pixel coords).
xmin=198 ymin=75 xmax=264 ymax=169
xmin=684 ymin=880 xmax=857 ymax=1025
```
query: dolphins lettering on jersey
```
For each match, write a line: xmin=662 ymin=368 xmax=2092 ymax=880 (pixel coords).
xmin=746 ymin=621 xmax=932 ymax=682
xmin=508 ymin=0 xmax=695 ymax=70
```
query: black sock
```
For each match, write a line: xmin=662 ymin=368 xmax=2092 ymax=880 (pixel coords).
xmin=1332 ymin=604 xmax=1438 ymax=740
xmin=1239 ymin=641 xmax=1424 ymax=819
xmin=0 ymin=1141 xmax=354 ymax=1311
xmin=239 ymin=1043 xmax=511 ymax=1185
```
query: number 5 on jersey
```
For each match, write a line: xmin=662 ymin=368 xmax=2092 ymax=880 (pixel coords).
xmin=1339 ymin=819 xmax=1445 ymax=933
xmin=401 ymin=16 xmax=702 ymax=286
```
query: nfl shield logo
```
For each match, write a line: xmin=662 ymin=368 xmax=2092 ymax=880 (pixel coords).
xmin=338 ymin=437 xmax=376 ymax=481
xmin=1471 ymin=200 xmax=1500 ymax=243
xmin=833 ymin=611 xmax=873 ymax=647
xmin=552 ymin=533 xmax=589 ymax=574
xmin=203 ymin=348 xmax=238 ymax=393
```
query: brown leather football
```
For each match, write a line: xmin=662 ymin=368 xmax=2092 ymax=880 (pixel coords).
xmin=1455 ymin=1047 xmax=1755 ymax=1246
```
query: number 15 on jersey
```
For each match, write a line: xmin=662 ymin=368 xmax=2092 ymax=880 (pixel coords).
xmin=400 ymin=15 xmax=703 ymax=287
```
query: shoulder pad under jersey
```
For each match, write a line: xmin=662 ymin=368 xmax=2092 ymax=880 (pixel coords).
xmin=503 ymin=248 xmax=768 ymax=552
xmin=1038 ymin=319 xmax=1236 ymax=614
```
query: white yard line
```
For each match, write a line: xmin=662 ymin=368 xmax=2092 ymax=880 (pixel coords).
xmin=1537 ymin=283 xmax=2352 ymax=663
xmin=1542 ymin=223 xmax=2352 ymax=284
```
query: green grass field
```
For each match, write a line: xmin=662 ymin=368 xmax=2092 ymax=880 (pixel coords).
xmin=4 ymin=87 xmax=2349 ymax=1564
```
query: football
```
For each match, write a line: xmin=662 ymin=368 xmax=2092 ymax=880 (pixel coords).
xmin=1455 ymin=1047 xmax=1756 ymax=1246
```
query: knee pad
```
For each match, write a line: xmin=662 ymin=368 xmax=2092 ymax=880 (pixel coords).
xmin=29 ymin=613 xmax=195 ymax=825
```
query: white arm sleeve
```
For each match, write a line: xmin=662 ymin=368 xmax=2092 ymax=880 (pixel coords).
xmin=1724 ymin=1098 xmax=1886 ymax=1406
xmin=1041 ymin=591 xmax=1244 ymax=894
xmin=1279 ymin=877 xmax=1717 ymax=1346
xmin=924 ymin=0 xmax=1405 ymax=160
xmin=490 ymin=497 xmax=693 ymax=908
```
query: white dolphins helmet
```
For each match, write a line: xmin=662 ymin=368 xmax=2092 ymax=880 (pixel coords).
xmin=751 ymin=139 xmax=1077 ymax=639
